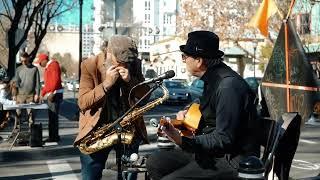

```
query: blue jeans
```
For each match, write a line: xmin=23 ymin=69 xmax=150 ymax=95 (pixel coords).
xmin=80 ymin=137 xmax=141 ymax=180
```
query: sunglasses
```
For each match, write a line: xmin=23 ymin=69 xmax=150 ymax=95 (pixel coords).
xmin=181 ymin=54 xmax=189 ymax=61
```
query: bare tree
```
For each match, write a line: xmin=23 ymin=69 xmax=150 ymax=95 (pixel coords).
xmin=0 ymin=18 xmax=9 ymax=68
xmin=177 ymin=0 xmax=260 ymax=40
xmin=177 ymin=0 xmax=320 ymax=75
xmin=52 ymin=52 xmax=78 ymax=78
xmin=0 ymin=0 xmax=76 ymax=78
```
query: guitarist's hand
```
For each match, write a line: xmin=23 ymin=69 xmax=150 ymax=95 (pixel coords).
xmin=160 ymin=120 xmax=182 ymax=145
xmin=176 ymin=110 xmax=187 ymax=120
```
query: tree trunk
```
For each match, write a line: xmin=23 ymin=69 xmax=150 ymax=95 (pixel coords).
xmin=237 ymin=57 xmax=246 ymax=77
xmin=7 ymin=30 xmax=18 ymax=79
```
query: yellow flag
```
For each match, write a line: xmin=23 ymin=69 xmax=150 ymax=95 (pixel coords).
xmin=248 ymin=0 xmax=279 ymax=37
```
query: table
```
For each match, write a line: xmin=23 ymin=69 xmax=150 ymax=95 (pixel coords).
xmin=1 ymin=103 xmax=49 ymax=150
xmin=2 ymin=103 xmax=49 ymax=110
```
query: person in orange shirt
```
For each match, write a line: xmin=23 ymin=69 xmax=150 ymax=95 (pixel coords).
xmin=35 ymin=53 xmax=63 ymax=142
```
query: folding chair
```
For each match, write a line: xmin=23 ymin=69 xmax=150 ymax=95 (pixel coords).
xmin=261 ymin=112 xmax=301 ymax=180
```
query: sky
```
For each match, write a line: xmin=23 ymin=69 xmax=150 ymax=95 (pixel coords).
xmin=52 ymin=0 xmax=93 ymax=25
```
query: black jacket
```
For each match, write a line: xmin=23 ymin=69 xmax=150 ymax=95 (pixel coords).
xmin=180 ymin=63 xmax=260 ymax=168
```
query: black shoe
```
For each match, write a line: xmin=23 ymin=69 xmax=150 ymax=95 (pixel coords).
xmin=44 ymin=136 xmax=60 ymax=142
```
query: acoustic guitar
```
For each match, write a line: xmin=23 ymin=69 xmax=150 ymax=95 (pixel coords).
xmin=159 ymin=103 xmax=202 ymax=136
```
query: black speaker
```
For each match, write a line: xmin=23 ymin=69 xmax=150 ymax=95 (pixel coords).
xmin=29 ymin=123 xmax=43 ymax=147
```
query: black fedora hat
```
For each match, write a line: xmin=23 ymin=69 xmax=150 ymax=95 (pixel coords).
xmin=180 ymin=31 xmax=224 ymax=59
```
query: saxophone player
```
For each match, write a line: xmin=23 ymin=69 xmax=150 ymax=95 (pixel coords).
xmin=74 ymin=35 xmax=150 ymax=180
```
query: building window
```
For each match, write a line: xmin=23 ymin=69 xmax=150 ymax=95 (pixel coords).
xmin=145 ymin=1 xmax=150 ymax=10
xmin=145 ymin=13 xmax=150 ymax=23
xmin=296 ymin=13 xmax=311 ymax=34
xmin=144 ymin=28 xmax=148 ymax=35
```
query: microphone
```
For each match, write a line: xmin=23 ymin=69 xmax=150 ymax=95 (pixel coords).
xmin=149 ymin=118 xmax=159 ymax=127
xmin=139 ymin=70 xmax=175 ymax=85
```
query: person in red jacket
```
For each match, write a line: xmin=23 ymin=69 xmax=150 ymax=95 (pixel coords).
xmin=35 ymin=53 xmax=63 ymax=142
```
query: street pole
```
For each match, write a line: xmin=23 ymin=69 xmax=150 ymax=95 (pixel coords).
xmin=113 ymin=0 xmax=117 ymax=35
xmin=73 ymin=0 xmax=83 ymax=122
xmin=253 ymin=46 xmax=256 ymax=78
xmin=79 ymin=0 xmax=83 ymax=81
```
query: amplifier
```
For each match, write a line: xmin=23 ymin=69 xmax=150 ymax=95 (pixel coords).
xmin=29 ymin=123 xmax=43 ymax=147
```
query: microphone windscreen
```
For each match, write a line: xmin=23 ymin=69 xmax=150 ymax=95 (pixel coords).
xmin=165 ymin=70 xmax=175 ymax=78
xmin=130 ymin=153 xmax=139 ymax=162
xmin=149 ymin=118 xmax=159 ymax=127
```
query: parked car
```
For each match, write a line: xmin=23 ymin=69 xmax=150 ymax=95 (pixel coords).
xmin=188 ymin=79 xmax=204 ymax=101
xmin=150 ymin=79 xmax=191 ymax=104
xmin=66 ymin=80 xmax=79 ymax=91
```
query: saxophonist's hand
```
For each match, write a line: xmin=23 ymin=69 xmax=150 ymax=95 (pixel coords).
xmin=116 ymin=66 xmax=131 ymax=83
xmin=103 ymin=65 xmax=119 ymax=91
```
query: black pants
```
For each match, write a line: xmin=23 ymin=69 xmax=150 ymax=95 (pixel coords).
xmin=146 ymin=149 xmax=239 ymax=180
xmin=47 ymin=93 xmax=63 ymax=140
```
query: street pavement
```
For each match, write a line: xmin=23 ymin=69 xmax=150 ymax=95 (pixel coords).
xmin=0 ymin=91 xmax=320 ymax=179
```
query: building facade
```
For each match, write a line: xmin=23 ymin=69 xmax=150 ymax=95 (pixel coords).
xmin=91 ymin=0 xmax=178 ymax=59
xmin=292 ymin=0 xmax=320 ymax=79
xmin=41 ymin=24 xmax=97 ymax=61
xmin=92 ymin=0 xmax=134 ymax=54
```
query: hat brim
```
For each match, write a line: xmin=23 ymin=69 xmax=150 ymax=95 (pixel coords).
xmin=179 ymin=45 xmax=224 ymax=58
xmin=179 ymin=45 xmax=194 ymax=56
xmin=179 ymin=45 xmax=188 ymax=54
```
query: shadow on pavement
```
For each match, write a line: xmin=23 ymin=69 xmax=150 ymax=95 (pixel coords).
xmin=0 ymin=134 xmax=79 ymax=163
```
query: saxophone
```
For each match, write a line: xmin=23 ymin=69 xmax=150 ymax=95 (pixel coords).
xmin=78 ymin=84 xmax=169 ymax=154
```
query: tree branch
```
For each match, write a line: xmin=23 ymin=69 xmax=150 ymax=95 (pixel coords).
xmin=49 ymin=0 xmax=75 ymax=18
xmin=22 ymin=1 xmax=32 ymax=29
xmin=16 ymin=0 xmax=45 ymax=49
xmin=0 ymin=13 xmax=12 ymax=21
xmin=2 ymin=0 xmax=13 ymax=20
xmin=10 ymin=0 xmax=15 ymax=8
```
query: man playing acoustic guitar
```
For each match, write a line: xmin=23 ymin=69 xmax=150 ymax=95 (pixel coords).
xmin=146 ymin=31 xmax=261 ymax=179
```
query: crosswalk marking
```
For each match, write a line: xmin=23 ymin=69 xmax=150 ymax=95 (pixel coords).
xmin=299 ymin=139 xmax=318 ymax=144
xmin=47 ymin=159 xmax=78 ymax=180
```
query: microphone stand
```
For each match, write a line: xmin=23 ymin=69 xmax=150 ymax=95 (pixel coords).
xmin=113 ymin=80 xmax=164 ymax=180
